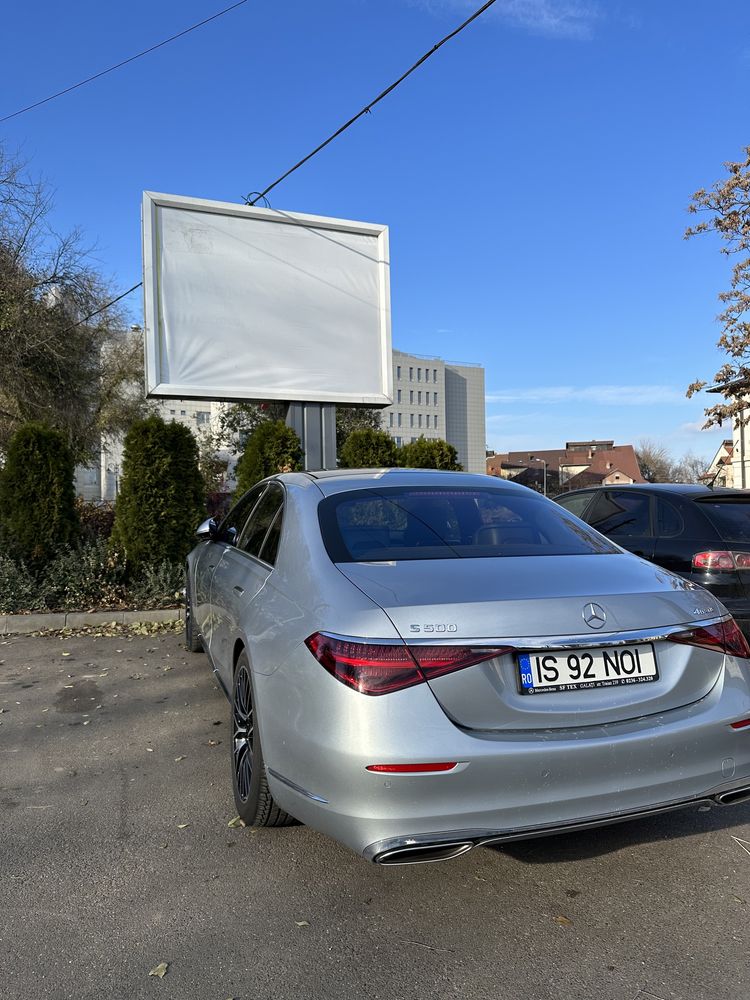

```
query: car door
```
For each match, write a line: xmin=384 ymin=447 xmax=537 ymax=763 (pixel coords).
xmin=585 ymin=489 xmax=656 ymax=561
xmin=197 ymin=485 xmax=266 ymax=652
xmin=208 ymin=483 xmax=285 ymax=690
xmin=555 ymin=491 xmax=597 ymax=521
xmin=651 ymin=496 xmax=692 ymax=575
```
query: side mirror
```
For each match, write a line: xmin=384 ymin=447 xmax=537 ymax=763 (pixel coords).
xmin=196 ymin=517 xmax=218 ymax=540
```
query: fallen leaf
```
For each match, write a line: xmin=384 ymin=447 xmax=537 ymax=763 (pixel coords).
xmin=207 ymin=739 xmax=221 ymax=746
xmin=174 ymin=755 xmax=186 ymax=762
xmin=177 ymin=823 xmax=190 ymax=829
xmin=554 ymin=915 xmax=573 ymax=926
xmin=227 ymin=816 xmax=246 ymax=828
xmin=148 ymin=962 xmax=169 ymax=978
xmin=61 ymin=652 xmax=71 ymax=657
xmin=146 ymin=747 xmax=154 ymax=753
xmin=295 ymin=920 xmax=310 ymax=927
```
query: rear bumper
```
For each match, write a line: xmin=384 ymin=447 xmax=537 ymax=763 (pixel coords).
xmin=363 ymin=780 xmax=750 ymax=863
xmin=259 ymin=650 xmax=750 ymax=862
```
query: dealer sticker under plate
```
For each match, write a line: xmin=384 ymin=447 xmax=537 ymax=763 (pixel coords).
xmin=518 ymin=643 xmax=658 ymax=695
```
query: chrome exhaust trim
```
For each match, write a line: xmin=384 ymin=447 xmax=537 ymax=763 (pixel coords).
xmin=375 ymin=841 xmax=474 ymax=865
xmin=714 ymin=786 xmax=750 ymax=806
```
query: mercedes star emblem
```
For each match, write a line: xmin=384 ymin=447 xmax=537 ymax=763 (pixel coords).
xmin=583 ymin=602 xmax=607 ymax=629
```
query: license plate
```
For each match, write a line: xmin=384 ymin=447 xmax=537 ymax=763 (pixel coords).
xmin=517 ymin=644 xmax=658 ymax=695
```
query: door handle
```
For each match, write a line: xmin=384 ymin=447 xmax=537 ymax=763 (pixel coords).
xmin=233 ymin=585 xmax=245 ymax=595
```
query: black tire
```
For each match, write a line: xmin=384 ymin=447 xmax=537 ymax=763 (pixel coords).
xmin=231 ymin=651 xmax=294 ymax=827
xmin=184 ymin=570 xmax=202 ymax=653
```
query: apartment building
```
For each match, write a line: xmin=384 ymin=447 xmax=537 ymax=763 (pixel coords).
xmin=379 ymin=349 xmax=486 ymax=474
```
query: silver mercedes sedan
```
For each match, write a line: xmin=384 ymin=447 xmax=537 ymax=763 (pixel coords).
xmin=185 ymin=469 xmax=750 ymax=864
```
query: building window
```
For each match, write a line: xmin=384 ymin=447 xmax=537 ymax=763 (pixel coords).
xmin=425 ymin=369 xmax=430 ymax=382
xmin=426 ymin=414 xmax=430 ymax=429
xmin=433 ymin=369 xmax=438 ymax=382
xmin=389 ymin=413 xmax=393 ymax=427
xmin=418 ymin=414 xmax=423 ymax=428
xmin=180 ymin=409 xmax=186 ymax=416
xmin=409 ymin=367 xmax=413 ymax=380
xmin=170 ymin=409 xmax=175 ymax=415
xmin=395 ymin=436 xmax=402 ymax=447
xmin=433 ymin=392 xmax=438 ymax=406
xmin=417 ymin=368 xmax=422 ymax=381
xmin=410 ymin=390 xmax=414 ymax=403
xmin=397 ymin=413 xmax=402 ymax=428
xmin=195 ymin=411 xmax=209 ymax=425
xmin=397 ymin=389 xmax=402 ymax=403
xmin=411 ymin=437 xmax=417 ymax=444
xmin=410 ymin=414 xmax=415 ymax=428
xmin=417 ymin=391 xmax=422 ymax=404
xmin=396 ymin=365 xmax=401 ymax=380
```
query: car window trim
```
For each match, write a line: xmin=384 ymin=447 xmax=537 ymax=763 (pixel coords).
xmin=590 ymin=489 xmax=655 ymax=539
xmin=235 ymin=482 xmax=285 ymax=565
xmin=216 ymin=483 xmax=268 ymax=546
xmin=257 ymin=504 xmax=284 ymax=566
xmin=557 ymin=491 xmax=596 ymax=519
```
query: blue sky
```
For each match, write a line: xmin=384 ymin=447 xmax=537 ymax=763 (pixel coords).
xmin=3 ymin=0 xmax=749 ymax=461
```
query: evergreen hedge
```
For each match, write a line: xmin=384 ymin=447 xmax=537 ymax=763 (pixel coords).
xmin=234 ymin=420 xmax=303 ymax=494
xmin=398 ymin=436 xmax=462 ymax=471
xmin=339 ymin=428 xmax=398 ymax=469
xmin=0 ymin=423 xmax=79 ymax=566
xmin=110 ymin=415 xmax=205 ymax=572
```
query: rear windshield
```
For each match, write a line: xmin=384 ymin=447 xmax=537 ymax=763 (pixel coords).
xmin=699 ymin=501 xmax=750 ymax=543
xmin=319 ymin=487 xmax=620 ymax=562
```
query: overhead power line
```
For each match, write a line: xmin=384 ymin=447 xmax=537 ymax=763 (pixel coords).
xmin=63 ymin=0 xmax=499 ymax=331
xmin=0 ymin=0 xmax=249 ymax=124
xmin=62 ymin=282 xmax=143 ymax=335
xmin=245 ymin=0 xmax=498 ymax=205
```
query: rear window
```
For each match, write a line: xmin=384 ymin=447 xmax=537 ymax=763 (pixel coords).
xmin=319 ymin=487 xmax=619 ymax=562
xmin=699 ymin=501 xmax=750 ymax=543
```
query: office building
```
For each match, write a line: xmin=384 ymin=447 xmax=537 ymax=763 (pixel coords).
xmin=380 ymin=349 xmax=486 ymax=474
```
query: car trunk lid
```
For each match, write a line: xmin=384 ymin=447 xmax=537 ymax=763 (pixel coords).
xmin=337 ymin=554 xmax=726 ymax=731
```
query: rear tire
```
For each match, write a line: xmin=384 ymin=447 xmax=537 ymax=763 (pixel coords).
xmin=184 ymin=570 xmax=202 ymax=653
xmin=231 ymin=651 xmax=294 ymax=827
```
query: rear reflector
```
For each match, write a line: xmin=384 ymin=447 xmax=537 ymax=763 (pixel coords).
xmin=692 ymin=550 xmax=750 ymax=571
xmin=730 ymin=719 xmax=750 ymax=730
xmin=366 ymin=762 xmax=458 ymax=773
xmin=304 ymin=632 xmax=513 ymax=696
xmin=667 ymin=618 xmax=750 ymax=659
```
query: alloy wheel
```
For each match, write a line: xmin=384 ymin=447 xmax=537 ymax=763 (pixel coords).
xmin=232 ymin=665 xmax=254 ymax=802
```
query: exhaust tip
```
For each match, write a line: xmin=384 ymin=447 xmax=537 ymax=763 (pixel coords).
xmin=375 ymin=841 xmax=474 ymax=865
xmin=714 ymin=786 xmax=750 ymax=806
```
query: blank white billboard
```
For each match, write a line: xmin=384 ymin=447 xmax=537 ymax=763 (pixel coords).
xmin=142 ymin=192 xmax=392 ymax=405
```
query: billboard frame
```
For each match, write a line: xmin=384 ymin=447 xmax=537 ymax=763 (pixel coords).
xmin=141 ymin=191 xmax=393 ymax=406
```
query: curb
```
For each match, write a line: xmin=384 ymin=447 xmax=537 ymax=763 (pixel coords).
xmin=0 ymin=608 xmax=184 ymax=636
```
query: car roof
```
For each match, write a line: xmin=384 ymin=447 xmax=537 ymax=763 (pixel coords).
xmin=559 ymin=483 xmax=750 ymax=501
xmin=279 ymin=468 xmax=530 ymax=497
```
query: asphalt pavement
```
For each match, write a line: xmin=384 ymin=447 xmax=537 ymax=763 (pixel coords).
xmin=1 ymin=630 xmax=749 ymax=1000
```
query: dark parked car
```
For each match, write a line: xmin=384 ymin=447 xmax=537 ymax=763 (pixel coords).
xmin=556 ymin=484 xmax=750 ymax=635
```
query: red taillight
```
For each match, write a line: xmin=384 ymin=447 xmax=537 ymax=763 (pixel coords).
xmin=730 ymin=719 xmax=750 ymax=730
xmin=692 ymin=550 xmax=750 ymax=571
xmin=304 ymin=633 xmax=512 ymax=696
xmin=366 ymin=762 xmax=458 ymax=773
xmin=667 ymin=619 xmax=750 ymax=659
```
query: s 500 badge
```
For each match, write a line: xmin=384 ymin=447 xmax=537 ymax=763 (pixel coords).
xmin=409 ymin=624 xmax=458 ymax=634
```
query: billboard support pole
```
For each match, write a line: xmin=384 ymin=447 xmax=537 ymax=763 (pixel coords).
xmin=286 ymin=402 xmax=337 ymax=471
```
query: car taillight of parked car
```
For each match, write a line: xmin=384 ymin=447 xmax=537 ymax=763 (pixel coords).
xmin=692 ymin=550 xmax=750 ymax=571
xmin=667 ymin=619 xmax=750 ymax=659
xmin=305 ymin=632 xmax=513 ymax=696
